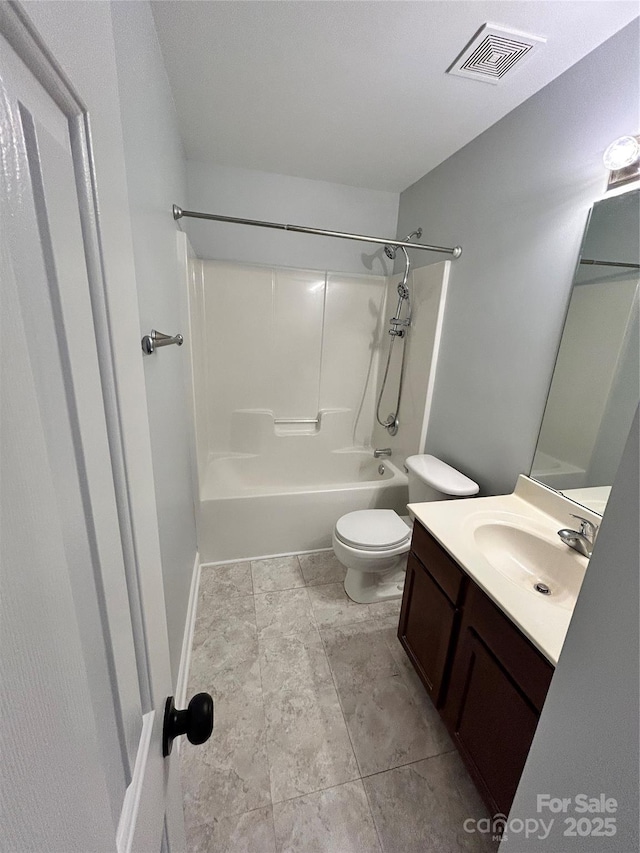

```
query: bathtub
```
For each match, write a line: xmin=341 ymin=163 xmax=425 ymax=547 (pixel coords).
xmin=530 ymin=450 xmax=586 ymax=489
xmin=197 ymin=449 xmax=409 ymax=563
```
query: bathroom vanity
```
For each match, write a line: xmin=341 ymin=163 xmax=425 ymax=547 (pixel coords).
xmin=398 ymin=476 xmax=597 ymax=816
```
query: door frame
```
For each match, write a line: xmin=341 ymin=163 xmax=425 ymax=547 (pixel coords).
xmin=1 ymin=0 xmax=173 ymax=708
xmin=1 ymin=1 xmax=185 ymax=847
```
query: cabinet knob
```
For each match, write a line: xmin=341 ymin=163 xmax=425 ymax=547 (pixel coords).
xmin=162 ymin=693 xmax=214 ymax=757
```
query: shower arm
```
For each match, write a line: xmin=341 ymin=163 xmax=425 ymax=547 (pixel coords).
xmin=172 ymin=205 xmax=462 ymax=258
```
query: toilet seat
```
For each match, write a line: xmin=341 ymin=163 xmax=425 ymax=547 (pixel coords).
xmin=335 ymin=509 xmax=411 ymax=552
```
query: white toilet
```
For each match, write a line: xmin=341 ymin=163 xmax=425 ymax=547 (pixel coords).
xmin=333 ymin=454 xmax=479 ymax=604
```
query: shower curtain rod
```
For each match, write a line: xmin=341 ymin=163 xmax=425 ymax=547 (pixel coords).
xmin=580 ymin=259 xmax=640 ymax=269
xmin=172 ymin=205 xmax=462 ymax=258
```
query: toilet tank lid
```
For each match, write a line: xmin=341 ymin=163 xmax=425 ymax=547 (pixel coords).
xmin=405 ymin=455 xmax=479 ymax=497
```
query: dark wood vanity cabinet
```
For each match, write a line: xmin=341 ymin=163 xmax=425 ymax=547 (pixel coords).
xmin=398 ymin=521 xmax=468 ymax=707
xmin=443 ymin=582 xmax=554 ymax=815
xmin=399 ymin=521 xmax=555 ymax=816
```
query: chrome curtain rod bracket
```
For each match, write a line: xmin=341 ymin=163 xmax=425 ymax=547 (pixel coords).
xmin=172 ymin=204 xmax=462 ymax=258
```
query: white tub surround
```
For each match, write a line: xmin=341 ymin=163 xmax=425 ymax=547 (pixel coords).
xmin=191 ymin=260 xmax=388 ymax=462
xmin=408 ymin=476 xmax=601 ymax=665
xmin=224 ymin=408 xmax=354 ymax=458
xmin=188 ymin=257 xmax=450 ymax=563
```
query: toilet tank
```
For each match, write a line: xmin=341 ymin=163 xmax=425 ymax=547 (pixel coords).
xmin=406 ymin=455 xmax=479 ymax=503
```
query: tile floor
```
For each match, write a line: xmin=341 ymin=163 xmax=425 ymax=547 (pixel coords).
xmin=181 ymin=551 xmax=497 ymax=853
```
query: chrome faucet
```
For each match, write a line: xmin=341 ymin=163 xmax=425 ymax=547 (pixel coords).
xmin=557 ymin=514 xmax=599 ymax=558
xmin=374 ymin=448 xmax=392 ymax=458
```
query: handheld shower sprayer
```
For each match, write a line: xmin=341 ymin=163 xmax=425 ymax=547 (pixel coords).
xmin=376 ymin=228 xmax=422 ymax=435
xmin=386 ymin=228 xmax=421 ymax=336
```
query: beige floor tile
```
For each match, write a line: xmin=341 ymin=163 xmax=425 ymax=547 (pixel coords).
xmin=260 ymin=631 xmax=334 ymax=697
xmin=368 ymin=596 xmax=403 ymax=622
xmin=199 ymin=561 xmax=253 ymax=601
xmin=260 ymin=633 xmax=359 ymax=802
xmin=188 ymin=633 xmax=260 ymax=698
xmin=182 ymin=653 xmax=270 ymax=826
xmin=265 ymin=683 xmax=360 ymax=803
xmin=298 ymin=551 xmax=347 ymax=586
xmin=260 ymin=633 xmax=358 ymax=802
xmin=185 ymin=806 xmax=276 ymax=853
xmin=320 ymin=620 xmax=401 ymax=690
xmin=338 ymin=675 xmax=451 ymax=776
xmin=188 ymin=642 xmax=259 ymax=699
xmin=363 ymin=753 xmax=497 ymax=852
xmin=181 ymin=708 xmax=270 ymax=826
xmin=193 ymin=593 xmax=256 ymax=649
xmin=306 ymin=582 xmax=374 ymax=628
xmin=183 ymin=551 xmax=489 ymax=851
xmin=255 ymin=587 xmax=317 ymax=639
xmin=273 ymin=780 xmax=381 ymax=853
xmin=252 ymin=556 xmax=305 ymax=593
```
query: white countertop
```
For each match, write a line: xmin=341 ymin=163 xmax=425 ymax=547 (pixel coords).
xmin=408 ymin=476 xmax=598 ymax=666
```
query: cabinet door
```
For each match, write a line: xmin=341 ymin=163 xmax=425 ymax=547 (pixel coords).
xmin=398 ymin=552 xmax=458 ymax=706
xmin=446 ymin=630 xmax=541 ymax=816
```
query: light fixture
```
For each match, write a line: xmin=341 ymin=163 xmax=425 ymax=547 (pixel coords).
xmin=603 ymin=134 xmax=640 ymax=190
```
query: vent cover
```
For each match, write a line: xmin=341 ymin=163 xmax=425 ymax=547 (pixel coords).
xmin=447 ymin=24 xmax=546 ymax=85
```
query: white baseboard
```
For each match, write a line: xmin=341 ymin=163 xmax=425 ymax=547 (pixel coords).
xmin=199 ymin=546 xmax=333 ymax=569
xmin=176 ymin=552 xmax=201 ymax=710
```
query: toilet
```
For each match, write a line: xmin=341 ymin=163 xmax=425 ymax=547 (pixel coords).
xmin=333 ymin=454 xmax=479 ymax=604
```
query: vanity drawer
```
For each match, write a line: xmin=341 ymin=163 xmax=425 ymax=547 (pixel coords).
xmin=411 ymin=520 xmax=466 ymax=605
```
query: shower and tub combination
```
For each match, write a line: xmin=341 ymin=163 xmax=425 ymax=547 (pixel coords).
xmin=176 ymin=204 xmax=462 ymax=564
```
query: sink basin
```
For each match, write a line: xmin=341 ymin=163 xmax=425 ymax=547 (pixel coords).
xmin=470 ymin=519 xmax=588 ymax=609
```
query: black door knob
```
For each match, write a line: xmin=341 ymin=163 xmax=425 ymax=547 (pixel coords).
xmin=162 ymin=693 xmax=214 ymax=757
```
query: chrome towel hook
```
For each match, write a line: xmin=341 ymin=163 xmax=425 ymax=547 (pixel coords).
xmin=141 ymin=329 xmax=184 ymax=355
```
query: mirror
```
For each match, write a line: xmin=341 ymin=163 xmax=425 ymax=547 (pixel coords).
xmin=531 ymin=188 xmax=639 ymax=515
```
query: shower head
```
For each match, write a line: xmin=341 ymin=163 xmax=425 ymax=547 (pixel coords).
xmin=384 ymin=228 xmax=423 ymax=260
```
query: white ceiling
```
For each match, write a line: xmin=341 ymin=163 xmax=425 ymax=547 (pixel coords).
xmin=151 ymin=1 xmax=638 ymax=193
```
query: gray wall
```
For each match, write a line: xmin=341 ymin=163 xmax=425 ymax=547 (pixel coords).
xmin=396 ymin=20 xmax=640 ymax=495
xmin=111 ymin=2 xmax=196 ymax=684
xmin=500 ymin=407 xmax=639 ymax=851
xmin=185 ymin=160 xmax=399 ymax=276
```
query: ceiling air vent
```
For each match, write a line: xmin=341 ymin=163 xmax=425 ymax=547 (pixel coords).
xmin=447 ymin=24 xmax=546 ymax=85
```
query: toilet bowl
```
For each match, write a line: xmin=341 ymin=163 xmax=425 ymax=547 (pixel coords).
xmin=333 ymin=454 xmax=479 ymax=604
xmin=333 ymin=510 xmax=412 ymax=604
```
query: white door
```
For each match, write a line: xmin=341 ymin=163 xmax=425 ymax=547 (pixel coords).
xmin=0 ymin=9 xmax=191 ymax=852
